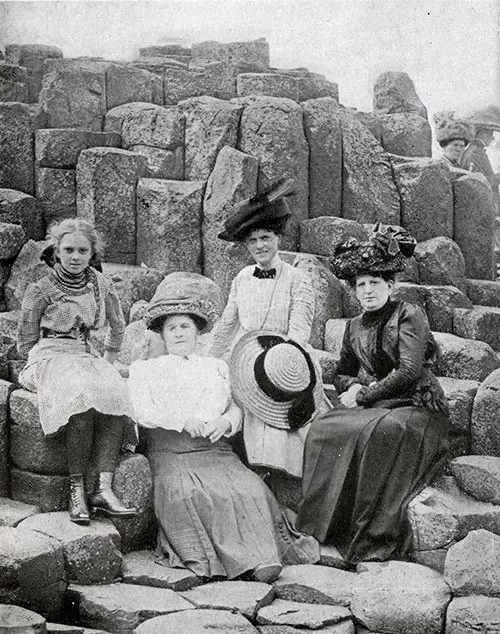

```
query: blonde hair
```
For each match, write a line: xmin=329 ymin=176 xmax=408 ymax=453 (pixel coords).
xmin=47 ymin=218 xmax=105 ymax=259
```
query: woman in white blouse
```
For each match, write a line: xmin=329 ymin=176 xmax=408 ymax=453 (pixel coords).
xmin=128 ymin=273 xmax=319 ymax=582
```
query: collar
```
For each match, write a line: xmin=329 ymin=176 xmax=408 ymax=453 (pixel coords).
xmin=255 ymin=254 xmax=283 ymax=272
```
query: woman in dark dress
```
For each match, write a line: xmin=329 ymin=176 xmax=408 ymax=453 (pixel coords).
xmin=296 ymin=224 xmax=449 ymax=566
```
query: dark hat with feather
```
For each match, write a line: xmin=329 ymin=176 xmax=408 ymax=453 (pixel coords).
xmin=330 ymin=223 xmax=416 ymax=282
xmin=218 ymin=178 xmax=294 ymax=242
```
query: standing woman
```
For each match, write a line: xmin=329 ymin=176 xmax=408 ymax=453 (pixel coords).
xmin=210 ymin=179 xmax=321 ymax=479
xmin=296 ymin=224 xmax=449 ymax=565
xmin=17 ymin=218 xmax=136 ymax=525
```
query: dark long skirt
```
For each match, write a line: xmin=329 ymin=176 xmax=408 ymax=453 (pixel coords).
xmin=295 ymin=403 xmax=449 ymax=565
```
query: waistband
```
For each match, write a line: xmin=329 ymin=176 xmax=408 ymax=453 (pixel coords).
xmin=41 ymin=326 xmax=90 ymax=341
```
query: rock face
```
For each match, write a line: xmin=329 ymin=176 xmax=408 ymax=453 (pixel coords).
xmin=300 ymin=217 xmax=368 ymax=257
xmin=303 ymin=97 xmax=342 ymax=218
xmin=446 ymin=596 xmax=500 ymax=634
xmin=10 ymin=469 xmax=69 ymax=512
xmin=340 ymin=109 xmax=400 ymax=225
xmin=434 ymin=332 xmax=500 ymax=381
xmin=471 ymin=368 xmax=500 ymax=455
xmin=163 ymin=62 xmax=237 ymax=105
xmin=36 ymin=167 xmax=77 ymax=226
xmin=192 ymin=38 xmax=270 ymax=70
xmin=425 ymin=285 xmax=472 ymax=333
xmin=236 ymin=96 xmax=308 ymax=250
xmin=453 ymin=174 xmax=496 ymax=280
xmin=450 ymin=456 xmax=500 ymax=504
xmin=0 ymin=604 xmax=47 ymax=634
xmin=236 ymin=73 xmax=299 ymax=100
xmin=105 ymin=64 xmax=160 ymax=109
xmin=0 ymin=188 xmax=43 ymax=241
xmin=373 ymin=71 xmax=428 ymax=119
xmin=439 ymin=377 xmax=479 ymax=436
xmin=454 ymin=306 xmax=500 ymax=351
xmin=180 ymin=96 xmax=242 ymax=180
xmin=0 ymin=222 xmax=26 ymax=261
xmin=415 ymin=236 xmax=466 ymax=291
xmin=136 ymin=179 xmax=205 ymax=273
xmin=0 ymin=63 xmax=28 ymax=102
xmin=104 ymin=102 xmax=161 ymax=135
xmin=6 ymin=44 xmax=63 ymax=102
xmin=445 ymin=529 xmax=500 ymax=596
xmin=76 ymin=147 xmax=147 ymax=264
xmin=5 ymin=240 xmax=50 ymax=311
xmin=35 ymin=129 xmax=121 ymax=169
xmin=135 ymin=609 xmax=259 ymax=634
xmin=202 ymin=146 xmax=257 ymax=298
xmin=379 ymin=113 xmax=432 ymax=157
xmin=391 ymin=156 xmax=453 ymax=242
xmin=467 ymin=279 xmax=500 ymax=308
xmin=0 ymin=496 xmax=39 ymax=527
xmin=120 ymin=105 xmax=184 ymax=151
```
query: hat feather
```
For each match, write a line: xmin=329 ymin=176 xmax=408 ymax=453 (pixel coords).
xmin=246 ymin=178 xmax=295 ymax=209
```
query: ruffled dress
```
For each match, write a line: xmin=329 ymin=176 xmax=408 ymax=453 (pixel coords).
xmin=128 ymin=353 xmax=319 ymax=579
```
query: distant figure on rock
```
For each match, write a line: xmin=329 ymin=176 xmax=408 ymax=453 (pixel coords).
xmin=434 ymin=114 xmax=473 ymax=169
xmin=209 ymin=179 xmax=329 ymax=483
xmin=296 ymin=224 xmax=450 ymax=566
xmin=128 ymin=273 xmax=319 ymax=582
xmin=17 ymin=218 xmax=137 ymax=525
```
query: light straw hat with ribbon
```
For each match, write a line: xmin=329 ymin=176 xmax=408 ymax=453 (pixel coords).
xmin=230 ymin=330 xmax=323 ymax=430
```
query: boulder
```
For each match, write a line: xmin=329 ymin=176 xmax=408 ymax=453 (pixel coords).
xmin=5 ymin=240 xmax=50 ymax=311
xmin=324 ymin=318 xmax=348 ymax=359
xmin=433 ymin=332 xmax=500 ymax=381
xmin=256 ymin=599 xmax=351 ymax=629
xmin=373 ymin=71 xmax=428 ymax=119
xmin=0 ymin=379 xmax=12 ymax=496
xmin=0 ymin=188 xmax=43 ymax=240
xmin=274 ymin=564 xmax=355 ymax=606
xmin=105 ymin=64 xmax=159 ymax=109
xmin=294 ymin=73 xmax=339 ymax=103
xmin=5 ymin=44 xmax=63 ymax=102
xmin=391 ymin=281 xmax=427 ymax=310
xmin=116 ymin=321 xmax=164 ymax=367
xmin=39 ymin=59 xmax=106 ymax=130
xmin=36 ymin=167 xmax=76 ymax=226
xmin=122 ymin=550 xmax=202 ymax=591
xmin=472 ymin=368 xmax=500 ymax=455
xmin=438 ymin=377 xmax=479 ymax=435
xmin=0 ymin=221 xmax=26 ymax=261
xmin=303 ymin=97 xmax=342 ymax=218
xmin=180 ymin=580 xmax=274 ymax=619
xmin=349 ymin=110 xmax=383 ymax=142
xmin=76 ymin=147 xmax=147 ymax=264
xmin=454 ymin=306 xmax=500 ymax=350
xmin=136 ymin=178 xmax=204 ymax=273
xmin=104 ymin=102 xmax=160 ymax=136
xmin=0 ymin=605 xmax=46 ymax=633
xmin=379 ymin=113 xmax=432 ymax=157
xmin=101 ymin=263 xmax=163 ymax=322
xmin=192 ymin=38 xmax=270 ymax=70
xmin=236 ymin=73 xmax=299 ymax=100
xmin=390 ymin=156 xmax=453 ymax=242
xmin=340 ymin=281 xmax=362 ymax=318
xmin=35 ymin=129 xmax=121 ymax=169
xmin=425 ymin=285 xmax=472 ymax=333
xmin=120 ymin=105 xmax=184 ymax=150
xmin=466 ymin=279 xmax=500 ymax=308
xmin=10 ymin=468 xmax=69 ymax=512
xmin=0 ymin=63 xmax=28 ymax=102
xmin=127 ymin=145 xmax=183 ymax=179
xmin=67 ymin=583 xmax=193 ymax=632
xmin=0 ymin=102 xmax=45 ymax=195
xmin=180 ymin=96 xmax=242 ymax=180
xmin=415 ymin=236 xmax=466 ymax=291
xmin=407 ymin=492 xmax=460 ymax=553
xmin=163 ymin=62 xmax=237 ymax=105
xmin=0 ymin=496 xmax=39 ymax=527
xmin=135 ymin=609 xmax=259 ymax=634
xmin=0 ymin=525 xmax=66 ymax=619
xmin=350 ymin=561 xmax=450 ymax=634
xmin=445 ymin=529 xmax=500 ymax=596
xmin=446 ymin=596 xmax=500 ymax=634
xmin=236 ymin=96 xmax=308 ymax=250
xmin=300 ymin=217 xmax=368 ymax=257
xmin=450 ymin=456 xmax=500 ymax=504
xmin=340 ymin=109 xmax=400 ymax=225
xmin=18 ymin=512 xmax=122 ymax=585
xmin=453 ymin=174 xmax=496 ymax=280
xmin=202 ymin=145 xmax=257 ymax=299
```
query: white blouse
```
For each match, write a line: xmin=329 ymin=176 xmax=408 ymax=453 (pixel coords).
xmin=128 ymin=353 xmax=242 ymax=434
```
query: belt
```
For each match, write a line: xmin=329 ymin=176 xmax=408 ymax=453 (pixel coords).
xmin=41 ymin=327 xmax=90 ymax=341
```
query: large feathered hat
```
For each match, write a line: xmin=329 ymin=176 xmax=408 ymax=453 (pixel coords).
xmin=330 ymin=223 xmax=417 ymax=282
xmin=218 ymin=178 xmax=294 ymax=242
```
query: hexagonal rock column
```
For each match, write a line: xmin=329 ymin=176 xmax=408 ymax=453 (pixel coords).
xmin=77 ymin=147 xmax=147 ymax=264
xmin=373 ymin=71 xmax=428 ymax=119
xmin=453 ymin=174 xmax=496 ymax=280
xmin=104 ymin=102 xmax=161 ymax=135
xmin=36 ymin=168 xmax=76 ymax=227
xmin=379 ymin=112 xmax=432 ymax=157
xmin=303 ymin=97 xmax=342 ymax=218
xmin=454 ymin=306 xmax=500 ymax=351
xmin=5 ymin=44 xmax=63 ymax=103
xmin=300 ymin=217 xmax=368 ymax=257
xmin=256 ymin=600 xmax=352 ymax=630
xmin=340 ymin=109 xmax=400 ymax=225
xmin=425 ymin=285 xmax=472 ymax=333
xmin=136 ymin=179 xmax=204 ymax=273
xmin=202 ymin=145 xmax=256 ymax=299
xmin=135 ymin=610 xmax=259 ymax=634
xmin=10 ymin=468 xmax=69 ymax=512
xmin=287 ymin=71 xmax=339 ymax=103
xmin=0 ymin=188 xmax=44 ymax=240
xmin=122 ymin=550 xmax=201 ymax=591
xmin=447 ymin=596 xmax=500 ymax=634
xmin=350 ymin=561 xmax=450 ymax=634
xmin=438 ymin=378 xmax=479 ymax=453
xmin=274 ymin=563 xmax=355 ymax=605
xmin=106 ymin=64 xmax=161 ymax=110
xmin=180 ymin=96 xmax=242 ymax=180
xmin=471 ymin=367 xmax=500 ymax=455
xmin=5 ymin=240 xmax=51 ymax=311
xmin=36 ymin=129 xmax=121 ymax=169
xmin=434 ymin=332 xmax=500 ymax=381
xmin=235 ymin=96 xmax=308 ymax=251
xmin=0 ymin=526 xmax=66 ymax=620
xmin=0 ymin=63 xmax=28 ymax=102
xmin=390 ymin=156 xmax=453 ymax=242
xmin=0 ymin=379 xmax=13 ymax=496
xmin=445 ymin=529 xmax=500 ymax=596
xmin=0 ymin=102 xmax=45 ymax=195
xmin=0 ymin=605 xmax=46 ymax=633
xmin=39 ymin=59 xmax=107 ymax=131
xmin=236 ymin=73 xmax=299 ymax=100
xmin=466 ymin=279 xmax=500 ymax=307
xmin=192 ymin=38 xmax=270 ymax=70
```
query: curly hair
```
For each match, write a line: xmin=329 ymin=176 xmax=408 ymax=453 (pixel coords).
xmin=148 ymin=312 xmax=207 ymax=334
xmin=240 ymin=216 xmax=289 ymax=241
xmin=47 ymin=218 xmax=105 ymax=259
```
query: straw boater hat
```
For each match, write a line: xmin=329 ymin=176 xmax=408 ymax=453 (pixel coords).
xmin=230 ymin=330 xmax=323 ymax=431
xmin=466 ymin=105 xmax=500 ymax=132
xmin=330 ymin=223 xmax=417 ymax=282
xmin=218 ymin=178 xmax=294 ymax=242
xmin=144 ymin=272 xmax=224 ymax=334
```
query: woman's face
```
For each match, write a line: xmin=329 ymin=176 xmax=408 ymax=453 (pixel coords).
xmin=443 ymin=139 xmax=467 ymax=162
xmin=244 ymin=229 xmax=280 ymax=269
xmin=355 ymin=275 xmax=394 ymax=312
xmin=56 ymin=231 xmax=92 ymax=274
xmin=162 ymin=314 xmax=199 ymax=357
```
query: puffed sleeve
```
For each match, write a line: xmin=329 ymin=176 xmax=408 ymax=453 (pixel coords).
xmin=209 ymin=277 xmax=240 ymax=358
xmin=17 ymin=283 xmax=48 ymax=359
xmin=334 ymin=320 xmax=361 ymax=394
xmin=356 ymin=304 xmax=428 ymax=406
xmin=103 ymin=281 xmax=126 ymax=352
xmin=287 ymin=269 xmax=314 ymax=345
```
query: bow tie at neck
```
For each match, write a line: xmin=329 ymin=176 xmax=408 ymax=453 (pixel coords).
xmin=253 ymin=267 xmax=277 ymax=279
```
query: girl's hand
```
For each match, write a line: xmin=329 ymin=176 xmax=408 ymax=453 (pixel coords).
xmin=104 ymin=350 xmax=118 ymax=364
xmin=340 ymin=383 xmax=363 ymax=408
xmin=184 ymin=417 xmax=206 ymax=438
xmin=203 ymin=417 xmax=231 ymax=443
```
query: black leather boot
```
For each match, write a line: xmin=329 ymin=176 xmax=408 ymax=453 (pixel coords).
xmin=69 ymin=474 xmax=90 ymax=525
xmin=90 ymin=472 xmax=137 ymax=517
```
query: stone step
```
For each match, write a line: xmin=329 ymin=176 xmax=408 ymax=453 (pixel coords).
xmin=255 ymin=599 xmax=351 ymax=630
xmin=135 ymin=610 xmax=259 ymax=634
xmin=122 ymin=550 xmax=202 ymax=591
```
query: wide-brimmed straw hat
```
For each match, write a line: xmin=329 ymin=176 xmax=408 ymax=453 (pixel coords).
xmin=466 ymin=105 xmax=500 ymax=132
xmin=230 ymin=330 xmax=323 ymax=431
xmin=144 ymin=272 xmax=224 ymax=334
xmin=218 ymin=178 xmax=294 ymax=242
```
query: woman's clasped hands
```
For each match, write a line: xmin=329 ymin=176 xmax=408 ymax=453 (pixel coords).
xmin=183 ymin=416 xmax=231 ymax=442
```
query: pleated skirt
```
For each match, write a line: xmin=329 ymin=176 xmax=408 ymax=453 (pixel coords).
xmin=296 ymin=403 xmax=449 ymax=565
xmin=148 ymin=429 xmax=319 ymax=579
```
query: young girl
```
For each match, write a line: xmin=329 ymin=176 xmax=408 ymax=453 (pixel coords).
xmin=17 ymin=218 xmax=136 ymax=525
